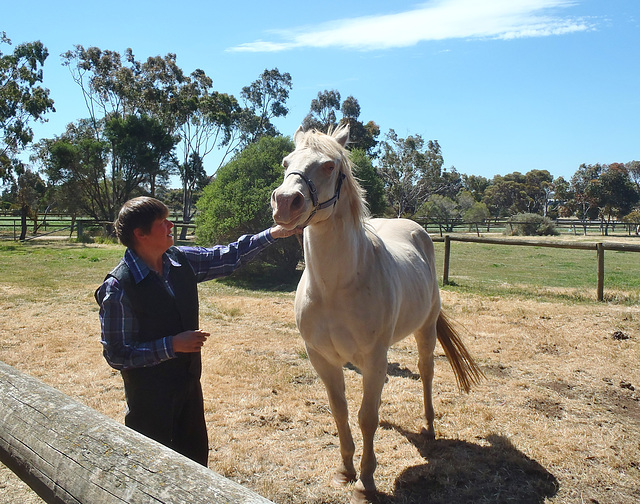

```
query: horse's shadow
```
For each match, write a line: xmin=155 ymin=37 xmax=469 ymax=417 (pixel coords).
xmin=376 ymin=422 xmax=559 ymax=504
xmin=344 ymin=362 xmax=421 ymax=381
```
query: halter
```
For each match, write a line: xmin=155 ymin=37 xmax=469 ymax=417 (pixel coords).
xmin=285 ymin=169 xmax=346 ymax=226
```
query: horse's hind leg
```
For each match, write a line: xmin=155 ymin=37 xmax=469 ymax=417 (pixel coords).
xmin=306 ymin=346 xmax=356 ymax=485
xmin=414 ymin=321 xmax=438 ymax=438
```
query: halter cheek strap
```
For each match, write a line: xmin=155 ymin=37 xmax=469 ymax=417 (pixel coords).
xmin=286 ymin=170 xmax=346 ymax=225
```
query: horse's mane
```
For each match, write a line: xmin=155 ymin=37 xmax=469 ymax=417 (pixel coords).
xmin=297 ymin=126 xmax=371 ymax=226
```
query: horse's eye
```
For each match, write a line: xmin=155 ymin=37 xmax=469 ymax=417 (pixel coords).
xmin=282 ymin=160 xmax=289 ymax=169
xmin=324 ymin=161 xmax=335 ymax=172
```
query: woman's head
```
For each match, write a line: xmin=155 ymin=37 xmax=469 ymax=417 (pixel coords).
xmin=114 ymin=197 xmax=169 ymax=248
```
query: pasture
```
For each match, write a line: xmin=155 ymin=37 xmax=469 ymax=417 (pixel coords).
xmin=0 ymin=240 xmax=639 ymax=503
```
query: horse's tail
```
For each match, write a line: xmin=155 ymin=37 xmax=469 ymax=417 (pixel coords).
xmin=436 ymin=311 xmax=485 ymax=393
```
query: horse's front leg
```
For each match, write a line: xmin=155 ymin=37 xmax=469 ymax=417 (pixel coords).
xmin=306 ymin=346 xmax=357 ymax=485
xmin=354 ymin=351 xmax=388 ymax=503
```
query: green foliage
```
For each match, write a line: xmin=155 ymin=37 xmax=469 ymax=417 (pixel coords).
xmin=301 ymin=92 xmax=379 ymax=156
xmin=378 ymin=129 xmax=443 ymax=218
xmin=196 ymin=135 xmax=301 ymax=278
xmin=349 ymin=149 xmax=387 ymax=216
xmin=303 ymin=89 xmax=341 ymax=131
xmin=507 ymin=213 xmax=558 ymax=236
xmin=463 ymin=200 xmax=491 ymax=224
xmin=0 ymin=32 xmax=55 ymax=180
xmin=421 ymin=194 xmax=459 ymax=232
xmin=239 ymin=68 xmax=292 ymax=145
xmin=104 ymin=113 xmax=178 ymax=195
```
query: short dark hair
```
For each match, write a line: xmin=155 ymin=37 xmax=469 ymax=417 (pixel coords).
xmin=114 ymin=197 xmax=169 ymax=248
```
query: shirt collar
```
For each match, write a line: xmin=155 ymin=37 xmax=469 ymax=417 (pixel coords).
xmin=124 ymin=247 xmax=182 ymax=284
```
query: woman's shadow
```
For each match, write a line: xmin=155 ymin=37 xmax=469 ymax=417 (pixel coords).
xmin=376 ymin=422 xmax=559 ymax=504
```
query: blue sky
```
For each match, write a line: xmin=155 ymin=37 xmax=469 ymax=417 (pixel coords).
xmin=3 ymin=0 xmax=639 ymax=185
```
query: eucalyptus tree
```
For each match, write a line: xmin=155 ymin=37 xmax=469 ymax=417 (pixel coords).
xmin=340 ymin=96 xmax=379 ymax=156
xmin=61 ymin=46 xmax=169 ymax=218
xmin=301 ymin=91 xmax=379 ymax=157
xmin=104 ymin=114 xmax=178 ymax=198
xmin=596 ymin=163 xmax=638 ymax=234
xmin=62 ymin=46 xmax=242 ymax=227
xmin=238 ymin=68 xmax=292 ymax=145
xmin=524 ymin=169 xmax=554 ymax=215
xmin=172 ymin=70 xmax=239 ymax=238
xmin=349 ymin=148 xmax=387 ymax=216
xmin=302 ymin=89 xmax=341 ymax=132
xmin=421 ymin=194 xmax=459 ymax=233
xmin=482 ymin=173 xmax=530 ymax=217
xmin=626 ymin=160 xmax=640 ymax=193
xmin=37 ymin=120 xmax=112 ymax=221
xmin=377 ymin=129 xmax=443 ymax=218
xmin=461 ymin=174 xmax=490 ymax=202
xmin=0 ymin=32 xmax=55 ymax=181
xmin=570 ymin=163 xmax=602 ymax=224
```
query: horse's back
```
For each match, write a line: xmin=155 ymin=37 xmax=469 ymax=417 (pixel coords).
xmin=368 ymin=217 xmax=435 ymax=266
xmin=365 ymin=217 xmax=440 ymax=343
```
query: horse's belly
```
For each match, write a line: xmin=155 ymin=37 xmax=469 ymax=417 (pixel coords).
xmin=294 ymin=282 xmax=431 ymax=366
xmin=295 ymin=289 xmax=393 ymax=365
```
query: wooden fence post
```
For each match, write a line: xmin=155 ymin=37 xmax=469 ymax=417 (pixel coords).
xmin=0 ymin=360 xmax=274 ymax=504
xmin=443 ymin=235 xmax=451 ymax=286
xmin=597 ymin=242 xmax=604 ymax=302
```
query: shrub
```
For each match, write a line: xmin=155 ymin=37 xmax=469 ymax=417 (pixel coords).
xmin=195 ymin=136 xmax=302 ymax=280
xmin=507 ymin=213 xmax=558 ymax=236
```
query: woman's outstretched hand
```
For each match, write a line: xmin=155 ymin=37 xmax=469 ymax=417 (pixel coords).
xmin=270 ymin=225 xmax=303 ymax=239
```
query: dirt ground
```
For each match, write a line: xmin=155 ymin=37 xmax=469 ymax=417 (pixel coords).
xmin=1 ymin=262 xmax=639 ymax=503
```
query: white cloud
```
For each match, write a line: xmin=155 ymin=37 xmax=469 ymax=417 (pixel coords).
xmin=227 ymin=0 xmax=593 ymax=52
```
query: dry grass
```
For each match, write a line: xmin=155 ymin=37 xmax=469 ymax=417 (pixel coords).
xmin=1 ymin=243 xmax=639 ymax=503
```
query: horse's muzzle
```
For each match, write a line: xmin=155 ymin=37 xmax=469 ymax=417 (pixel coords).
xmin=271 ymin=186 xmax=307 ymax=228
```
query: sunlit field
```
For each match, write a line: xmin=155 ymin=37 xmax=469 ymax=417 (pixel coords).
xmin=1 ymin=239 xmax=639 ymax=503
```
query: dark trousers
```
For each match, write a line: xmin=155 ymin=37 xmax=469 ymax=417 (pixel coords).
xmin=121 ymin=365 xmax=209 ymax=466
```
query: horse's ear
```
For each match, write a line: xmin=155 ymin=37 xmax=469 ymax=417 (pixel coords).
xmin=334 ymin=124 xmax=350 ymax=147
xmin=293 ymin=126 xmax=305 ymax=146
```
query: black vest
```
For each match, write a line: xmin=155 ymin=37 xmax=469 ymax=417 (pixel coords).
xmin=100 ymin=247 xmax=201 ymax=382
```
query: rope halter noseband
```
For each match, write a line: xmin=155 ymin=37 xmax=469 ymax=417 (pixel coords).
xmin=285 ymin=169 xmax=346 ymax=227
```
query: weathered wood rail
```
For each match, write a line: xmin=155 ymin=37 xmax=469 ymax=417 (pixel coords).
xmin=432 ymin=235 xmax=640 ymax=302
xmin=0 ymin=360 xmax=273 ymax=504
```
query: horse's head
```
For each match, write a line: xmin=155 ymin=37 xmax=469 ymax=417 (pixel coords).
xmin=271 ymin=125 xmax=366 ymax=229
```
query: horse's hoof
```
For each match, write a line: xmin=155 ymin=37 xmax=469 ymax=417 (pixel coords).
xmin=420 ymin=425 xmax=436 ymax=441
xmin=332 ymin=470 xmax=357 ymax=487
xmin=351 ymin=480 xmax=377 ymax=504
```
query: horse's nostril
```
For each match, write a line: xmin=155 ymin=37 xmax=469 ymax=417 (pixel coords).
xmin=291 ymin=193 xmax=303 ymax=211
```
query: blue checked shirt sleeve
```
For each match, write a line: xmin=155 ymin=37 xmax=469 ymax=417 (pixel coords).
xmin=97 ymin=276 xmax=175 ymax=370
xmin=179 ymin=229 xmax=276 ymax=282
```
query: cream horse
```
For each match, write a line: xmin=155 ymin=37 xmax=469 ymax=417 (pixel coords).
xmin=271 ymin=125 xmax=483 ymax=503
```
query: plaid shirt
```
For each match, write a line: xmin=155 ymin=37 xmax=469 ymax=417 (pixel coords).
xmin=96 ymin=229 xmax=275 ymax=370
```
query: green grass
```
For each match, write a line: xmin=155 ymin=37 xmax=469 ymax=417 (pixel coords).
xmin=0 ymin=242 xmax=125 ymax=302
xmin=0 ymin=241 xmax=295 ymax=303
xmin=1 ymin=239 xmax=638 ymax=305
xmin=433 ymin=241 xmax=640 ymax=304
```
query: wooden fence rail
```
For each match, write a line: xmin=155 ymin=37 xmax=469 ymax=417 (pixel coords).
xmin=432 ymin=235 xmax=640 ymax=302
xmin=0 ymin=360 xmax=273 ymax=504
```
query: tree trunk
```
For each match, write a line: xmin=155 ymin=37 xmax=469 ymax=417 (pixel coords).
xmin=19 ymin=204 xmax=28 ymax=241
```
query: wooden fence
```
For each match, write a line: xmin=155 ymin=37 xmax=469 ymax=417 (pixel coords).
xmin=0 ymin=360 xmax=273 ymax=504
xmin=420 ymin=218 xmax=640 ymax=238
xmin=432 ymin=235 xmax=640 ymax=302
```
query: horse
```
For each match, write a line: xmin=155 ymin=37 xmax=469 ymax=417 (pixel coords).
xmin=271 ymin=125 xmax=484 ymax=503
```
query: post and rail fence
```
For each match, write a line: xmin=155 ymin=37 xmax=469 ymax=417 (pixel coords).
xmin=2 ymin=215 xmax=638 ymax=302
xmin=432 ymin=235 xmax=640 ymax=302
xmin=0 ymin=360 xmax=274 ymax=504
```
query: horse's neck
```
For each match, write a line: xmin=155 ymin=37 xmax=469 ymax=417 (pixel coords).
xmin=303 ymin=215 xmax=369 ymax=290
